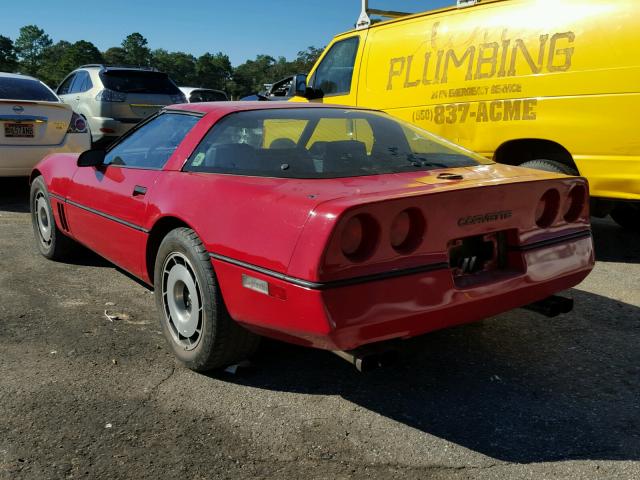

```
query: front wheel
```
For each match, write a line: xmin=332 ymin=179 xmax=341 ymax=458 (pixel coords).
xmin=610 ymin=203 xmax=640 ymax=232
xmin=153 ymin=228 xmax=260 ymax=371
xmin=30 ymin=176 xmax=75 ymax=260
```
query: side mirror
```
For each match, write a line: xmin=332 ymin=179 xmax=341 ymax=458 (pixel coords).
xmin=292 ymin=74 xmax=308 ymax=97
xmin=77 ymin=149 xmax=106 ymax=167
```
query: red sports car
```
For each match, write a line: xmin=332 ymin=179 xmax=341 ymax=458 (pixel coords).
xmin=30 ymin=102 xmax=594 ymax=371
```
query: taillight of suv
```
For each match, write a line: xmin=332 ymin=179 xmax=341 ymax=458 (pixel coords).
xmin=170 ymin=93 xmax=187 ymax=104
xmin=95 ymin=89 xmax=126 ymax=102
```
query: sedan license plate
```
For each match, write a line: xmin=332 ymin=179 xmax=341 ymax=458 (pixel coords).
xmin=4 ymin=123 xmax=34 ymax=138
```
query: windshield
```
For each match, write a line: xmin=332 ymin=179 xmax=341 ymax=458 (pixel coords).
xmin=100 ymin=70 xmax=180 ymax=94
xmin=184 ymin=108 xmax=492 ymax=179
xmin=0 ymin=77 xmax=58 ymax=102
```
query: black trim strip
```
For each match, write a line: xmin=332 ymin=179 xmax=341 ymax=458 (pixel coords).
xmin=51 ymin=194 xmax=149 ymax=234
xmin=49 ymin=192 xmax=65 ymax=202
xmin=511 ymin=230 xmax=592 ymax=252
xmin=209 ymin=252 xmax=449 ymax=290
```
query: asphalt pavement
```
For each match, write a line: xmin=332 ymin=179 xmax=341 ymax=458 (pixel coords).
xmin=1 ymin=177 xmax=639 ymax=479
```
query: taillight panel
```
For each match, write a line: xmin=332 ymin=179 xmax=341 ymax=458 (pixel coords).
xmin=563 ymin=184 xmax=587 ymax=223
xmin=315 ymin=177 xmax=590 ymax=283
xmin=390 ymin=208 xmax=425 ymax=254
xmin=340 ymin=213 xmax=379 ymax=262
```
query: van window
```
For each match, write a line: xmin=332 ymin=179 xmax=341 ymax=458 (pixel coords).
xmin=311 ymin=37 xmax=359 ymax=96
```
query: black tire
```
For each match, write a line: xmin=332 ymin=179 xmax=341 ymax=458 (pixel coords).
xmin=610 ymin=203 xmax=640 ymax=232
xmin=154 ymin=227 xmax=260 ymax=371
xmin=519 ymin=159 xmax=578 ymax=176
xmin=30 ymin=176 xmax=75 ymax=260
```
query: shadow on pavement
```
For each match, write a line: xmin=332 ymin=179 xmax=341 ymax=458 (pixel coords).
xmin=591 ymin=217 xmax=640 ymax=264
xmin=0 ymin=177 xmax=30 ymax=213
xmin=215 ymin=288 xmax=639 ymax=463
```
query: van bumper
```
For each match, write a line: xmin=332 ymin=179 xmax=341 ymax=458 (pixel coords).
xmin=574 ymin=155 xmax=640 ymax=201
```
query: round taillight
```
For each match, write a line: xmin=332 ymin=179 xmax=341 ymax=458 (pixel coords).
xmin=75 ymin=117 xmax=87 ymax=132
xmin=390 ymin=208 xmax=425 ymax=254
xmin=563 ymin=184 xmax=587 ymax=223
xmin=535 ymin=189 xmax=560 ymax=228
xmin=340 ymin=214 xmax=379 ymax=261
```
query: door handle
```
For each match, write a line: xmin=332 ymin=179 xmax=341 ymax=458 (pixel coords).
xmin=132 ymin=185 xmax=147 ymax=196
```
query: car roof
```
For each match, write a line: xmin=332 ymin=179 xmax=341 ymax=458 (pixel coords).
xmin=168 ymin=101 xmax=367 ymax=116
xmin=0 ymin=72 xmax=40 ymax=82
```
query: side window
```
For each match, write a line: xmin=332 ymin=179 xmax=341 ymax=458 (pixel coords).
xmin=69 ymin=72 xmax=84 ymax=94
xmin=57 ymin=74 xmax=76 ymax=95
xmin=103 ymin=113 xmax=200 ymax=169
xmin=82 ymin=73 xmax=93 ymax=92
xmin=70 ymin=71 xmax=93 ymax=93
xmin=311 ymin=37 xmax=359 ymax=96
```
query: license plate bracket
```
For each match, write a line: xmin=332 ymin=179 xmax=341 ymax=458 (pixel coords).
xmin=448 ymin=231 xmax=507 ymax=277
xmin=4 ymin=123 xmax=34 ymax=138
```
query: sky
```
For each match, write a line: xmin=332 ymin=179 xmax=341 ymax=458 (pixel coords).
xmin=0 ymin=0 xmax=452 ymax=65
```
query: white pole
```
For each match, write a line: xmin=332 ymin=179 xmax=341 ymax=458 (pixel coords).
xmin=356 ymin=0 xmax=371 ymax=29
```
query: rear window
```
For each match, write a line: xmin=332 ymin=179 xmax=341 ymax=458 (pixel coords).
xmin=99 ymin=70 xmax=180 ymax=95
xmin=184 ymin=108 xmax=492 ymax=179
xmin=189 ymin=90 xmax=228 ymax=102
xmin=0 ymin=77 xmax=58 ymax=102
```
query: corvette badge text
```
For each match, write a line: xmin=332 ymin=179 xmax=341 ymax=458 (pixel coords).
xmin=458 ymin=210 xmax=513 ymax=226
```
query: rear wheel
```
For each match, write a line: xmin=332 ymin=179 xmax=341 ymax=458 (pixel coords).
xmin=519 ymin=159 xmax=578 ymax=176
xmin=30 ymin=176 xmax=75 ymax=260
xmin=610 ymin=203 xmax=640 ymax=232
xmin=154 ymin=227 xmax=260 ymax=371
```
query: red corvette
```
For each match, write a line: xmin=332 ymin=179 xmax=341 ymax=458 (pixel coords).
xmin=30 ymin=102 xmax=594 ymax=371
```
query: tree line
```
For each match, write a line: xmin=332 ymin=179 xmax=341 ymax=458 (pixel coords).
xmin=0 ymin=25 xmax=323 ymax=98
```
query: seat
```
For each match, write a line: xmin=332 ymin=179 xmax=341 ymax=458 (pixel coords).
xmin=322 ymin=140 xmax=368 ymax=172
xmin=207 ymin=143 xmax=258 ymax=170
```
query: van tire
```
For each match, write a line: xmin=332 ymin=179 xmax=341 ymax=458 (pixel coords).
xmin=519 ymin=159 xmax=578 ymax=176
xmin=610 ymin=203 xmax=640 ymax=232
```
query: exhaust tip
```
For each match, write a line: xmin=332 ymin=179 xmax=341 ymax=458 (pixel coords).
xmin=333 ymin=347 xmax=399 ymax=372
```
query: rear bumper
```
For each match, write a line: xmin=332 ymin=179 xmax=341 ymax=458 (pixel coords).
xmin=213 ymin=233 xmax=594 ymax=351
xmin=87 ymin=116 xmax=139 ymax=142
xmin=0 ymin=133 xmax=90 ymax=177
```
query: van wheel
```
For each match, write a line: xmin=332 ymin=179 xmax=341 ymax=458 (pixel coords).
xmin=519 ymin=159 xmax=578 ymax=176
xmin=154 ymin=227 xmax=260 ymax=372
xmin=30 ymin=176 xmax=75 ymax=260
xmin=610 ymin=203 xmax=640 ymax=232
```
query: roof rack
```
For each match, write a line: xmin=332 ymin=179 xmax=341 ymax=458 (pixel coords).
xmin=78 ymin=64 xmax=159 ymax=72
xmin=356 ymin=0 xmax=480 ymax=29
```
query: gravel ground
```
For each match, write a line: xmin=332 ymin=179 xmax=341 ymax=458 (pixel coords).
xmin=1 ymin=177 xmax=639 ymax=479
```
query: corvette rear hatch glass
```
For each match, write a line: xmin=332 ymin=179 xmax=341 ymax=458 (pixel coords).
xmin=185 ymin=108 xmax=492 ymax=179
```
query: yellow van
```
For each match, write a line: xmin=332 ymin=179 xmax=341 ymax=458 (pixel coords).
xmin=294 ymin=0 xmax=640 ymax=230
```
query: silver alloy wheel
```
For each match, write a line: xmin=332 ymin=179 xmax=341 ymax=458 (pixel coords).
xmin=161 ymin=252 xmax=203 ymax=350
xmin=35 ymin=192 xmax=52 ymax=246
